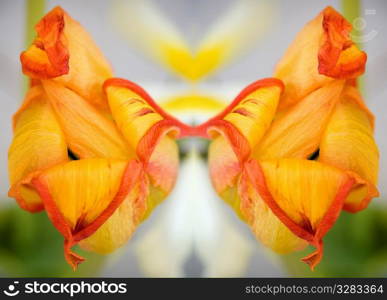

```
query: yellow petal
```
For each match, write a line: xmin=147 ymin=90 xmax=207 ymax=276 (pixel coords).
xmin=8 ymin=85 xmax=68 ymax=212
xmin=42 ymin=80 xmax=132 ymax=160
xmin=31 ymin=158 xmax=143 ymax=269
xmin=103 ymin=78 xmax=186 ymax=159
xmin=319 ymin=85 xmax=379 ymax=212
xmin=198 ymin=78 xmax=284 ymax=157
xmin=21 ymin=6 xmax=113 ymax=110
xmin=243 ymin=158 xmax=358 ymax=269
xmin=146 ymin=135 xmax=179 ymax=195
xmin=104 ymin=78 xmax=182 ymax=218
xmin=274 ymin=6 xmax=366 ymax=109
xmin=239 ymin=171 xmax=307 ymax=253
xmin=255 ymin=80 xmax=344 ymax=160
xmin=204 ymin=79 xmax=283 ymax=218
xmin=222 ymin=82 xmax=282 ymax=149
xmin=104 ymin=79 xmax=164 ymax=151
xmin=78 ymin=179 xmax=143 ymax=254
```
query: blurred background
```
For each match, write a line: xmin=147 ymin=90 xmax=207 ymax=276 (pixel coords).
xmin=0 ymin=0 xmax=386 ymax=277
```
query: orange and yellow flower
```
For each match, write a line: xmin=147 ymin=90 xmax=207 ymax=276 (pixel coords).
xmin=197 ymin=6 xmax=379 ymax=269
xmin=8 ymin=6 xmax=190 ymax=269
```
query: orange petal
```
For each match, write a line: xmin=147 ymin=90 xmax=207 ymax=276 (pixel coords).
xmin=21 ymin=6 xmax=113 ymax=110
xmin=104 ymin=78 xmax=183 ymax=213
xmin=318 ymin=7 xmax=367 ymax=79
xmin=255 ymin=80 xmax=344 ymax=160
xmin=8 ymin=85 xmax=68 ymax=212
xmin=274 ymin=6 xmax=366 ymax=109
xmin=78 ymin=172 xmax=147 ymax=254
xmin=208 ymin=135 xmax=241 ymax=195
xmin=203 ymin=79 xmax=283 ymax=218
xmin=243 ymin=158 xmax=358 ymax=269
xmin=31 ymin=159 xmax=143 ymax=269
xmin=104 ymin=78 xmax=192 ymax=148
xmin=208 ymin=135 xmax=243 ymax=219
xmin=196 ymin=78 xmax=283 ymax=147
xmin=42 ymin=80 xmax=132 ymax=160
xmin=196 ymin=78 xmax=283 ymax=167
xmin=239 ymin=170 xmax=308 ymax=253
xmin=319 ymin=85 xmax=379 ymax=212
xmin=104 ymin=77 xmax=185 ymax=161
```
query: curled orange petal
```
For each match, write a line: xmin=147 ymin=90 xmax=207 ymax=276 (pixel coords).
xmin=274 ymin=6 xmax=366 ymax=109
xmin=21 ymin=6 xmax=113 ymax=110
xmin=318 ymin=6 xmax=367 ymax=79
xmin=104 ymin=79 xmax=184 ymax=215
xmin=196 ymin=78 xmax=284 ymax=163
xmin=21 ymin=7 xmax=69 ymax=79
xmin=31 ymin=159 xmax=143 ymax=270
xmin=243 ymin=158 xmax=358 ymax=270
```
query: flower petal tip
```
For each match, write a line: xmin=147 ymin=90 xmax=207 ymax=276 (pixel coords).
xmin=20 ymin=6 xmax=70 ymax=79
xmin=301 ymin=247 xmax=323 ymax=271
xmin=65 ymin=241 xmax=85 ymax=271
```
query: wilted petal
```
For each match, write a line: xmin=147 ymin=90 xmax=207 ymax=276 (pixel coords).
xmin=318 ymin=7 xmax=367 ymax=78
xmin=274 ymin=6 xmax=366 ymax=109
xmin=21 ymin=6 xmax=113 ymax=110
xmin=8 ymin=85 xmax=68 ymax=212
xmin=42 ymin=80 xmax=132 ymax=160
xmin=31 ymin=158 xmax=143 ymax=269
xmin=319 ymin=85 xmax=379 ymax=212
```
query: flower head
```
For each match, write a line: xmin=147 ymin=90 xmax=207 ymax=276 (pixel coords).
xmin=198 ymin=6 xmax=379 ymax=270
xmin=8 ymin=6 xmax=189 ymax=270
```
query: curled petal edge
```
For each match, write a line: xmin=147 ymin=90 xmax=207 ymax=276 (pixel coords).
xmin=103 ymin=78 xmax=193 ymax=138
xmin=194 ymin=78 xmax=284 ymax=139
xmin=318 ymin=6 xmax=367 ymax=79
xmin=20 ymin=6 xmax=69 ymax=79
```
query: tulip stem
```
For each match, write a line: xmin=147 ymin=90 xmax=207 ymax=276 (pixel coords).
xmin=341 ymin=0 xmax=365 ymax=92
xmin=341 ymin=0 xmax=361 ymax=43
xmin=24 ymin=0 xmax=46 ymax=92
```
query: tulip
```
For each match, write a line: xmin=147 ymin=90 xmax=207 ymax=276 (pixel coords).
xmin=8 ymin=6 xmax=190 ymax=269
xmin=197 ymin=6 xmax=379 ymax=270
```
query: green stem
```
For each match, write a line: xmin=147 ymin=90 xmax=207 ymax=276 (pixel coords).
xmin=341 ymin=0 xmax=365 ymax=92
xmin=23 ymin=0 xmax=46 ymax=92
xmin=341 ymin=0 xmax=361 ymax=41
